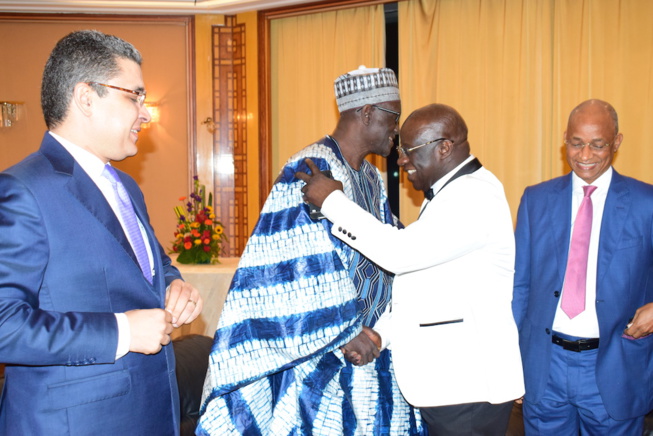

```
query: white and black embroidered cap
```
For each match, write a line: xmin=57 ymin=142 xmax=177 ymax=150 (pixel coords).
xmin=334 ymin=65 xmax=400 ymax=113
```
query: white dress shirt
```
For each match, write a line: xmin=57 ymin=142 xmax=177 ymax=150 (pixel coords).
xmin=552 ymin=167 xmax=613 ymax=338
xmin=49 ymin=131 xmax=155 ymax=358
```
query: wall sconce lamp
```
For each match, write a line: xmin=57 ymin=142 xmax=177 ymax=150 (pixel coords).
xmin=0 ymin=101 xmax=23 ymax=128
xmin=142 ymin=102 xmax=160 ymax=128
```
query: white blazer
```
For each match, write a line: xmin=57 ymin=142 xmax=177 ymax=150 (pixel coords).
xmin=321 ymin=165 xmax=524 ymax=408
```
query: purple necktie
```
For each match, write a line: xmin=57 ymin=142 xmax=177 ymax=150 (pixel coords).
xmin=561 ymin=185 xmax=597 ymax=319
xmin=103 ymin=165 xmax=153 ymax=284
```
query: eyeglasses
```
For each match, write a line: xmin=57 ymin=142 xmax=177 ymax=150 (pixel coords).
xmin=397 ymin=137 xmax=448 ymax=157
xmin=564 ymin=137 xmax=615 ymax=151
xmin=357 ymin=104 xmax=401 ymax=124
xmin=372 ymin=105 xmax=401 ymax=123
xmin=88 ymin=82 xmax=147 ymax=106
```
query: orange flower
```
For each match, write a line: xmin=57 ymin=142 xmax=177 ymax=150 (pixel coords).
xmin=178 ymin=196 xmax=187 ymax=201
xmin=184 ymin=241 xmax=192 ymax=250
xmin=204 ymin=219 xmax=213 ymax=226
xmin=203 ymin=238 xmax=211 ymax=245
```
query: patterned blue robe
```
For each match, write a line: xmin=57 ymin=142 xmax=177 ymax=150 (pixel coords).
xmin=197 ymin=137 xmax=424 ymax=435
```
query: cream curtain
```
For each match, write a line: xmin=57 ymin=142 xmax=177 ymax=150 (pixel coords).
xmin=398 ymin=0 xmax=653 ymax=225
xmin=270 ymin=5 xmax=386 ymax=177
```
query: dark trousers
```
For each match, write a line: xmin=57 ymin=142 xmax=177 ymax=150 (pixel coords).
xmin=420 ymin=400 xmax=514 ymax=436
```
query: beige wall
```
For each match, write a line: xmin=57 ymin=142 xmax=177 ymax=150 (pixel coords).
xmin=238 ymin=11 xmax=261 ymax=236
xmin=0 ymin=17 xmax=191 ymax=249
xmin=194 ymin=14 xmax=225 ymax=194
xmin=194 ymin=12 xmax=261 ymax=238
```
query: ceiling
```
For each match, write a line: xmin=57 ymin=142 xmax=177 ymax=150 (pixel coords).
xmin=0 ymin=0 xmax=327 ymax=15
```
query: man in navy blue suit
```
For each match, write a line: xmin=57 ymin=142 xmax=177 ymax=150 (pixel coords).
xmin=513 ymin=99 xmax=653 ymax=434
xmin=0 ymin=30 xmax=202 ymax=435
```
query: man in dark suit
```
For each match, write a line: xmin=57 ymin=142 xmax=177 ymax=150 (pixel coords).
xmin=513 ymin=99 xmax=653 ymax=434
xmin=0 ymin=30 xmax=202 ymax=435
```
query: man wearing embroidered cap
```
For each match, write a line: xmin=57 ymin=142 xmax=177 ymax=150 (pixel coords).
xmin=198 ymin=66 xmax=424 ymax=435
xmin=299 ymin=103 xmax=524 ymax=435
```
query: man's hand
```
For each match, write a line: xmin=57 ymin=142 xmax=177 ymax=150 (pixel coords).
xmin=624 ymin=302 xmax=653 ymax=339
xmin=341 ymin=327 xmax=382 ymax=366
xmin=165 ymin=279 xmax=203 ymax=328
xmin=362 ymin=326 xmax=382 ymax=349
xmin=125 ymin=309 xmax=173 ymax=354
xmin=295 ymin=158 xmax=343 ymax=208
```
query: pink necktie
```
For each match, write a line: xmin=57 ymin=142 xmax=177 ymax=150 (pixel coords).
xmin=103 ymin=165 xmax=153 ymax=284
xmin=561 ymin=185 xmax=597 ymax=319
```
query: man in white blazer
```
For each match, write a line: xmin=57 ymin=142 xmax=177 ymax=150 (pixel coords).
xmin=298 ymin=103 xmax=524 ymax=435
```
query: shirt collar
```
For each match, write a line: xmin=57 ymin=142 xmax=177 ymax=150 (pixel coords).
xmin=429 ymin=154 xmax=475 ymax=194
xmin=571 ymin=166 xmax=612 ymax=194
xmin=48 ymin=131 xmax=109 ymax=179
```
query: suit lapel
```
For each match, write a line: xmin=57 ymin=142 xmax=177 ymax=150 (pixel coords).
xmin=597 ymin=171 xmax=630 ymax=283
xmin=40 ymin=135 xmax=143 ymax=276
xmin=550 ymin=174 xmax=573 ymax=283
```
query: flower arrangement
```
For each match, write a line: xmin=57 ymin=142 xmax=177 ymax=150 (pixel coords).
xmin=170 ymin=176 xmax=227 ymax=264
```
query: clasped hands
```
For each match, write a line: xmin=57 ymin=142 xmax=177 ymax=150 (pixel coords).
xmin=341 ymin=326 xmax=383 ymax=366
xmin=126 ymin=279 xmax=202 ymax=355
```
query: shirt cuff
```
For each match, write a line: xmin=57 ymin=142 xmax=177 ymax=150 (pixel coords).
xmin=375 ymin=324 xmax=391 ymax=350
xmin=321 ymin=189 xmax=347 ymax=218
xmin=373 ymin=307 xmax=392 ymax=350
xmin=114 ymin=313 xmax=131 ymax=359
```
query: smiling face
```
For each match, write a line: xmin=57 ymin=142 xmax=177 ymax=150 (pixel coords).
xmin=398 ymin=116 xmax=451 ymax=192
xmin=564 ymin=102 xmax=622 ymax=184
xmin=87 ymin=58 xmax=151 ymax=163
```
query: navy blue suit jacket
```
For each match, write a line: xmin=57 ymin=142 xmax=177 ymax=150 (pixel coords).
xmin=0 ymin=133 xmax=182 ymax=434
xmin=513 ymin=169 xmax=653 ymax=420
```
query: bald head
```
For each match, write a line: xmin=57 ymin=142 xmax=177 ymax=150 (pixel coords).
xmin=403 ymin=104 xmax=470 ymax=160
xmin=398 ymin=103 xmax=472 ymax=193
xmin=568 ymin=99 xmax=619 ymax=137
xmin=564 ymin=99 xmax=622 ymax=184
